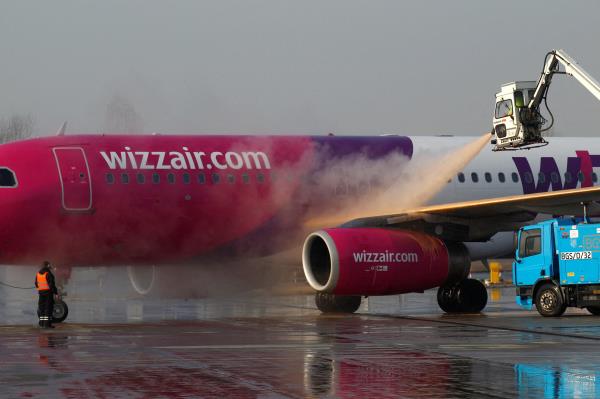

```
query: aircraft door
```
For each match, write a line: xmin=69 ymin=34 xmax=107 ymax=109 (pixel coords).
xmin=52 ymin=147 xmax=93 ymax=211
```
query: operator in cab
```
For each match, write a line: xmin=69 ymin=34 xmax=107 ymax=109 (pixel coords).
xmin=35 ymin=261 xmax=58 ymax=328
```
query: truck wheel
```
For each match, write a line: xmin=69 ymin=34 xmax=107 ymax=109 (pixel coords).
xmin=535 ymin=284 xmax=566 ymax=317
xmin=315 ymin=293 xmax=361 ymax=314
xmin=586 ymin=306 xmax=600 ymax=315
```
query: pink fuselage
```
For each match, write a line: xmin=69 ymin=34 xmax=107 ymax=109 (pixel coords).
xmin=0 ymin=134 xmax=412 ymax=266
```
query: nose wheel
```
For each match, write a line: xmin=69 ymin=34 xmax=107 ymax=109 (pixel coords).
xmin=37 ymin=299 xmax=69 ymax=323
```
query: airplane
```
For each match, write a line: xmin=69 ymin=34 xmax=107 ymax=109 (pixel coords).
xmin=1 ymin=132 xmax=599 ymax=320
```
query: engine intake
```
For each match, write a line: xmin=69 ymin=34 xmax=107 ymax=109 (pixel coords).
xmin=303 ymin=228 xmax=469 ymax=296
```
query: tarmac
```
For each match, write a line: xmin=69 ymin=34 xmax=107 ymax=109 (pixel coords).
xmin=2 ymin=269 xmax=600 ymax=398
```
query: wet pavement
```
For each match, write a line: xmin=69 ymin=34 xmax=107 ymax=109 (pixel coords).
xmin=2 ymin=269 xmax=600 ymax=398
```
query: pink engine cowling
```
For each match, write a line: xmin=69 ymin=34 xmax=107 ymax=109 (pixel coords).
xmin=302 ymin=228 xmax=470 ymax=296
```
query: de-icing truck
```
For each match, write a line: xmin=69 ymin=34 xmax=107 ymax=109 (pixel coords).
xmin=514 ymin=217 xmax=600 ymax=316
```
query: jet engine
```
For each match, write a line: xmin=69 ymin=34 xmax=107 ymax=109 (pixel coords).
xmin=303 ymin=228 xmax=485 ymax=313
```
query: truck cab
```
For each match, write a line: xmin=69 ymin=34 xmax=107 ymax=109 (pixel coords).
xmin=514 ymin=217 xmax=600 ymax=316
xmin=492 ymin=81 xmax=543 ymax=150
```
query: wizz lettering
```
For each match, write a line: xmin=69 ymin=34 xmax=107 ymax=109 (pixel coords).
xmin=513 ymin=151 xmax=600 ymax=194
xmin=99 ymin=147 xmax=271 ymax=171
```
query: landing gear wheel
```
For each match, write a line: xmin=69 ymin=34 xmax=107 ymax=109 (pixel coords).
xmin=456 ymin=278 xmax=488 ymax=313
xmin=437 ymin=278 xmax=488 ymax=313
xmin=52 ymin=300 xmax=69 ymax=323
xmin=37 ymin=300 xmax=69 ymax=323
xmin=586 ymin=306 xmax=600 ymax=315
xmin=535 ymin=283 xmax=566 ymax=317
xmin=437 ymin=285 xmax=459 ymax=313
xmin=315 ymin=293 xmax=361 ymax=313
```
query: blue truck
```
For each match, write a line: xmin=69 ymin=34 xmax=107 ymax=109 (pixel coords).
xmin=513 ymin=217 xmax=600 ymax=316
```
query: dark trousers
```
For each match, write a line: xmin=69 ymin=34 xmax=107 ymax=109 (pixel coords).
xmin=38 ymin=291 xmax=54 ymax=327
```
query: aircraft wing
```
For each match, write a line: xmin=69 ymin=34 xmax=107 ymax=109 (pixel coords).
xmin=342 ymin=186 xmax=600 ymax=241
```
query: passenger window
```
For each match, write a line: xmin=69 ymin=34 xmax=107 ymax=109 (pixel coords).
xmin=121 ymin=173 xmax=129 ymax=184
xmin=152 ymin=173 xmax=160 ymax=184
xmin=484 ymin=172 xmax=492 ymax=183
xmin=242 ymin=173 xmax=250 ymax=184
xmin=538 ymin=172 xmax=545 ymax=184
xmin=524 ymin=172 xmax=533 ymax=184
xmin=594 ymin=173 xmax=598 ymax=183
xmin=182 ymin=173 xmax=190 ymax=184
xmin=498 ymin=172 xmax=505 ymax=183
xmin=197 ymin=173 xmax=205 ymax=184
xmin=578 ymin=172 xmax=585 ymax=183
xmin=518 ymin=229 xmax=541 ymax=258
xmin=227 ymin=174 xmax=235 ymax=184
xmin=458 ymin=172 xmax=465 ymax=183
xmin=511 ymin=172 xmax=519 ymax=183
xmin=471 ymin=172 xmax=478 ymax=183
xmin=212 ymin=173 xmax=220 ymax=184
xmin=565 ymin=172 xmax=572 ymax=183
xmin=167 ymin=173 xmax=175 ymax=184
xmin=136 ymin=173 xmax=145 ymax=184
xmin=550 ymin=172 xmax=559 ymax=184
xmin=257 ymin=173 xmax=265 ymax=184
xmin=106 ymin=173 xmax=114 ymax=184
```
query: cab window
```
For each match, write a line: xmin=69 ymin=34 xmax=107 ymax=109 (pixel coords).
xmin=514 ymin=91 xmax=525 ymax=108
xmin=519 ymin=228 xmax=541 ymax=258
xmin=495 ymin=99 xmax=513 ymax=118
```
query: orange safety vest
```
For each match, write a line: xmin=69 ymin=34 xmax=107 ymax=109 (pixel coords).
xmin=36 ymin=272 xmax=50 ymax=291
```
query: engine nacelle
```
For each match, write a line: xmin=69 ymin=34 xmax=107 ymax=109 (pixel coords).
xmin=302 ymin=228 xmax=469 ymax=296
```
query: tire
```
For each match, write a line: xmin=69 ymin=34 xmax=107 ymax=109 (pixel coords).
xmin=52 ymin=300 xmax=69 ymax=323
xmin=438 ymin=279 xmax=488 ymax=313
xmin=456 ymin=279 xmax=488 ymax=313
xmin=586 ymin=306 xmax=600 ymax=315
xmin=36 ymin=300 xmax=69 ymax=323
xmin=535 ymin=283 xmax=566 ymax=317
xmin=315 ymin=293 xmax=361 ymax=314
xmin=437 ymin=285 xmax=459 ymax=313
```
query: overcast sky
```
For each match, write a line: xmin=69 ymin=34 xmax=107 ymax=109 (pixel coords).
xmin=1 ymin=1 xmax=599 ymax=136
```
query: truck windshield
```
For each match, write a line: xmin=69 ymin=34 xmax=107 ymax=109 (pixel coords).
xmin=519 ymin=228 xmax=541 ymax=258
xmin=495 ymin=99 xmax=513 ymax=118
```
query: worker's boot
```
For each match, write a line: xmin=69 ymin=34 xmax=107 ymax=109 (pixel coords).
xmin=42 ymin=319 xmax=54 ymax=329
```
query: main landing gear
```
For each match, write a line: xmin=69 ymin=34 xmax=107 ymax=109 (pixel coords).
xmin=437 ymin=278 xmax=488 ymax=313
xmin=315 ymin=292 xmax=361 ymax=314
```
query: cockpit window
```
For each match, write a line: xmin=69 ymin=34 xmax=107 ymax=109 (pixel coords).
xmin=0 ymin=168 xmax=17 ymax=187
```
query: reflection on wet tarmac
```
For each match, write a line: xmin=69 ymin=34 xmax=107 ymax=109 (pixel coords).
xmin=2 ymin=268 xmax=600 ymax=397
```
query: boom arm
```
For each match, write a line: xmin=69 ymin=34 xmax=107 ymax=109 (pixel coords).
xmin=529 ymin=49 xmax=600 ymax=109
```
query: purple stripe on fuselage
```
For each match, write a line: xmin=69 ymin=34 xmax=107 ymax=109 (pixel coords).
xmin=312 ymin=135 xmax=413 ymax=160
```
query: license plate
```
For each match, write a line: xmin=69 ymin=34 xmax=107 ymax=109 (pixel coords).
xmin=560 ymin=251 xmax=592 ymax=260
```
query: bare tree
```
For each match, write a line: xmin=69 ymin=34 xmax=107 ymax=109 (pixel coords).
xmin=0 ymin=114 xmax=35 ymax=144
xmin=105 ymin=94 xmax=143 ymax=133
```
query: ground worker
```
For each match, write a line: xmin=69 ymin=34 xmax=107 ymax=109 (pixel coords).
xmin=35 ymin=261 xmax=58 ymax=328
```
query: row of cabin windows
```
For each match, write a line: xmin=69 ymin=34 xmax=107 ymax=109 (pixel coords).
xmin=106 ymin=172 xmax=268 ymax=185
xmin=457 ymin=171 xmax=598 ymax=184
